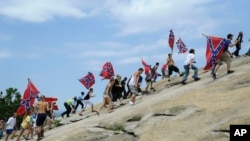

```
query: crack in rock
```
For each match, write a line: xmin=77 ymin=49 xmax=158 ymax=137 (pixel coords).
xmin=153 ymin=113 xmax=177 ymax=116
xmin=94 ymin=125 xmax=137 ymax=137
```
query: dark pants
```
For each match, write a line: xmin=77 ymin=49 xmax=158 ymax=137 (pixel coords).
xmin=75 ymin=100 xmax=84 ymax=111
xmin=36 ymin=113 xmax=47 ymax=126
xmin=61 ymin=102 xmax=71 ymax=117
xmin=112 ymin=91 xmax=118 ymax=102
xmin=121 ymin=88 xmax=126 ymax=99
xmin=233 ymin=46 xmax=241 ymax=56
xmin=168 ymin=65 xmax=180 ymax=76
xmin=124 ymin=84 xmax=131 ymax=99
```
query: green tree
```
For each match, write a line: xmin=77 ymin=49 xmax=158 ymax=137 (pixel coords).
xmin=0 ymin=88 xmax=22 ymax=121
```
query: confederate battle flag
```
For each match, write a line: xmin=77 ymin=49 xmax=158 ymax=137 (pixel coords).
xmin=203 ymin=36 xmax=226 ymax=71
xmin=79 ymin=72 xmax=95 ymax=89
xmin=176 ymin=38 xmax=188 ymax=53
xmin=99 ymin=62 xmax=114 ymax=80
xmin=16 ymin=79 xmax=40 ymax=116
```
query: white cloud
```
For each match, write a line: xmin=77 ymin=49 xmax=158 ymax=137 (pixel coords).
xmin=106 ymin=0 xmax=227 ymax=36
xmin=0 ymin=0 xmax=234 ymax=38
xmin=0 ymin=0 xmax=87 ymax=22
xmin=63 ymin=39 xmax=168 ymax=69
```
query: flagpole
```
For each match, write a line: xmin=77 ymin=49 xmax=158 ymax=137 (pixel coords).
xmin=202 ymin=34 xmax=208 ymax=37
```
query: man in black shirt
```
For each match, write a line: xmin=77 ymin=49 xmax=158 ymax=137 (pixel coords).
xmin=79 ymin=88 xmax=99 ymax=116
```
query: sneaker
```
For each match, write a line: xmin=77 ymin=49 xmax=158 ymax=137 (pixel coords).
xmin=194 ymin=78 xmax=200 ymax=81
xmin=61 ymin=114 xmax=64 ymax=118
xmin=168 ymin=79 xmax=170 ymax=82
xmin=23 ymin=135 xmax=29 ymax=140
xmin=129 ymin=101 xmax=134 ymax=105
xmin=79 ymin=113 xmax=83 ymax=116
xmin=211 ymin=73 xmax=216 ymax=80
xmin=227 ymin=70 xmax=234 ymax=74
xmin=181 ymin=81 xmax=186 ymax=85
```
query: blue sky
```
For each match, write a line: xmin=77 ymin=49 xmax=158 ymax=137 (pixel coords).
xmin=0 ymin=0 xmax=249 ymax=111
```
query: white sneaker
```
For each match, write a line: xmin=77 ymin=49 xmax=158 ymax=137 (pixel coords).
xmin=129 ymin=101 xmax=134 ymax=105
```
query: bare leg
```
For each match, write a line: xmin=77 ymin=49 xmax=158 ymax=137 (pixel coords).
xmin=145 ymin=83 xmax=149 ymax=92
xmin=130 ymin=94 xmax=136 ymax=103
xmin=5 ymin=134 xmax=9 ymax=141
xmin=98 ymin=98 xmax=106 ymax=113
xmin=91 ymin=104 xmax=99 ymax=115
xmin=16 ymin=129 xmax=25 ymax=141
xmin=214 ymin=64 xmax=221 ymax=73
xmin=79 ymin=107 xmax=85 ymax=115
xmin=36 ymin=126 xmax=42 ymax=140
xmin=107 ymin=97 xmax=113 ymax=113
xmin=226 ymin=63 xmax=231 ymax=71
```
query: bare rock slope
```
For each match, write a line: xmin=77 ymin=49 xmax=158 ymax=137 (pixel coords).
xmin=43 ymin=56 xmax=250 ymax=141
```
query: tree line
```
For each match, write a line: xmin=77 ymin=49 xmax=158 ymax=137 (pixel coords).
xmin=0 ymin=88 xmax=23 ymax=127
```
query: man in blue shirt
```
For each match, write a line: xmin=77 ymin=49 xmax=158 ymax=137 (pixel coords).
xmin=212 ymin=33 xmax=240 ymax=79
xmin=74 ymin=92 xmax=85 ymax=113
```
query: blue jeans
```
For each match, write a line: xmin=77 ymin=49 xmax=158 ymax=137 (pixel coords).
xmin=0 ymin=129 xmax=3 ymax=138
xmin=247 ymin=48 xmax=250 ymax=54
xmin=182 ymin=64 xmax=198 ymax=82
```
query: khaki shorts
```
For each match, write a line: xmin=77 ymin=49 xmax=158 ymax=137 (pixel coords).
xmin=219 ymin=52 xmax=231 ymax=64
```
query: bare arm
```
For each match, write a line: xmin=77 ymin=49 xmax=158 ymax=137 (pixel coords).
xmin=90 ymin=92 xmax=95 ymax=97
xmin=229 ymin=41 xmax=239 ymax=47
xmin=107 ymin=82 xmax=114 ymax=94
xmin=134 ymin=72 xmax=139 ymax=87
xmin=189 ymin=59 xmax=193 ymax=67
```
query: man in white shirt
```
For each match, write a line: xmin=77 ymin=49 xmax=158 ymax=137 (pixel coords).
xmin=5 ymin=112 xmax=17 ymax=141
xmin=129 ymin=68 xmax=144 ymax=105
xmin=181 ymin=49 xmax=200 ymax=84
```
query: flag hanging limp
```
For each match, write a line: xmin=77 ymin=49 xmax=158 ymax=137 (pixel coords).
xmin=168 ymin=29 xmax=175 ymax=51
